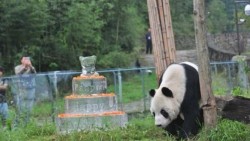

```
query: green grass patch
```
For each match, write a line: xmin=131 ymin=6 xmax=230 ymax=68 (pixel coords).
xmin=1 ymin=114 xmax=249 ymax=141
xmin=198 ymin=119 xmax=250 ymax=141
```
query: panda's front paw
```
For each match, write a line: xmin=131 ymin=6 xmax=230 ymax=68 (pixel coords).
xmin=178 ymin=131 xmax=189 ymax=140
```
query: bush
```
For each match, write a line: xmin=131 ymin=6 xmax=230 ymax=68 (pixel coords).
xmin=97 ymin=51 xmax=134 ymax=69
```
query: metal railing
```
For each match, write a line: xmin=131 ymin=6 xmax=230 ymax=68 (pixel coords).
xmin=1 ymin=61 xmax=244 ymax=124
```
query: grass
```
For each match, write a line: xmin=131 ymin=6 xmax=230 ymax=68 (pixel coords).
xmin=198 ymin=119 xmax=250 ymax=141
xmin=1 ymin=113 xmax=249 ymax=141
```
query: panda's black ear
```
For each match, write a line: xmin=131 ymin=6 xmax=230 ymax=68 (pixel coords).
xmin=161 ymin=87 xmax=173 ymax=98
xmin=149 ymin=89 xmax=156 ymax=97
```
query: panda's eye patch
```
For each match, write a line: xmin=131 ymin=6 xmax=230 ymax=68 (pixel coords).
xmin=152 ymin=112 xmax=155 ymax=117
xmin=160 ymin=109 xmax=169 ymax=118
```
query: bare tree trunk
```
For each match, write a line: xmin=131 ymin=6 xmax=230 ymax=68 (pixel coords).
xmin=147 ymin=0 xmax=176 ymax=80
xmin=193 ymin=0 xmax=217 ymax=127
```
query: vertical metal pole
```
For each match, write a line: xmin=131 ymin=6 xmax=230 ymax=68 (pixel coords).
xmin=214 ymin=64 xmax=218 ymax=75
xmin=54 ymin=71 xmax=59 ymax=96
xmin=235 ymin=1 xmax=241 ymax=55
xmin=52 ymin=71 xmax=59 ymax=122
xmin=117 ymin=70 xmax=123 ymax=110
xmin=141 ymin=70 xmax=146 ymax=112
xmin=113 ymin=71 xmax=117 ymax=94
xmin=227 ymin=63 xmax=233 ymax=94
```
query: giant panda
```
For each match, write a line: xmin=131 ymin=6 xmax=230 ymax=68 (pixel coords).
xmin=149 ymin=62 xmax=203 ymax=139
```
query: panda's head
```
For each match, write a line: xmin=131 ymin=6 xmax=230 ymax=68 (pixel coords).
xmin=149 ymin=87 xmax=181 ymax=128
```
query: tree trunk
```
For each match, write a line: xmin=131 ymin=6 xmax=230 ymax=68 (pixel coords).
xmin=147 ymin=0 xmax=176 ymax=81
xmin=193 ymin=0 xmax=217 ymax=127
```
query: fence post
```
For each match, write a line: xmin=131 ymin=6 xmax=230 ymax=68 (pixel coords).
xmin=140 ymin=70 xmax=146 ymax=112
xmin=112 ymin=71 xmax=118 ymax=95
xmin=117 ymin=69 xmax=123 ymax=110
xmin=227 ymin=63 xmax=233 ymax=93
xmin=51 ymin=71 xmax=60 ymax=123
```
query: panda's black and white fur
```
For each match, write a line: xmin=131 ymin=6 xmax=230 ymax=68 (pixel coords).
xmin=149 ymin=62 xmax=203 ymax=139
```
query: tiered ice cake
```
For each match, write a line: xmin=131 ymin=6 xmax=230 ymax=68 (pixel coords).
xmin=56 ymin=56 xmax=128 ymax=133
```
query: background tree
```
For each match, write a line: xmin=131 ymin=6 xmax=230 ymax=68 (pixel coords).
xmin=170 ymin=0 xmax=194 ymax=36
xmin=0 ymin=0 xmax=48 ymax=72
xmin=0 ymin=0 xmax=238 ymax=74
xmin=206 ymin=0 xmax=229 ymax=33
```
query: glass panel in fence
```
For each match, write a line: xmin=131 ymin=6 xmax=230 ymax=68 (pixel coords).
xmin=211 ymin=62 xmax=238 ymax=95
xmin=2 ymin=62 xmax=246 ymax=131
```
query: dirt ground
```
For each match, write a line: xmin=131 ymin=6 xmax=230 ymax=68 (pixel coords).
xmin=139 ymin=49 xmax=198 ymax=67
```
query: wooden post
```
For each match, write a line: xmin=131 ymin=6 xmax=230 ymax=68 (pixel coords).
xmin=193 ymin=0 xmax=217 ymax=127
xmin=147 ymin=0 xmax=176 ymax=80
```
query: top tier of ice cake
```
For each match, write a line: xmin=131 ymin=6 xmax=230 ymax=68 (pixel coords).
xmin=72 ymin=75 xmax=107 ymax=95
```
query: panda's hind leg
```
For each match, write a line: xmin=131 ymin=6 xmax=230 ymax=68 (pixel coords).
xmin=191 ymin=108 xmax=204 ymax=135
xmin=179 ymin=108 xmax=203 ymax=138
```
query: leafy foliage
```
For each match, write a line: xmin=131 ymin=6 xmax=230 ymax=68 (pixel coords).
xmin=206 ymin=0 xmax=229 ymax=33
xmin=170 ymin=0 xmax=194 ymax=36
xmin=98 ymin=51 xmax=132 ymax=68
xmin=0 ymin=0 xmax=148 ymax=73
xmin=0 ymin=0 xmax=240 ymax=73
